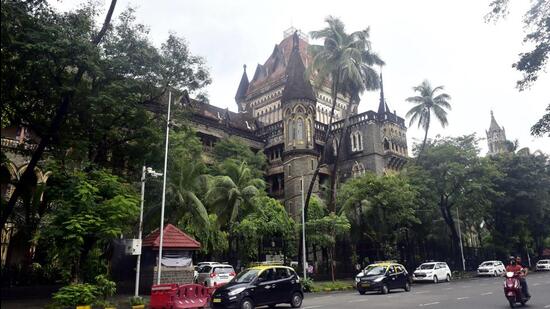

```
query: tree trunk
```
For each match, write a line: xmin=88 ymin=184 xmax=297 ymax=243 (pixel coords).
xmin=420 ymin=112 xmax=431 ymax=154
xmin=0 ymin=0 xmax=118 ymax=231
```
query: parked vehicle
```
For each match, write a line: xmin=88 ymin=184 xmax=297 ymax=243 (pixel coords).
xmin=355 ymin=262 xmax=411 ymax=295
xmin=194 ymin=261 xmax=219 ymax=282
xmin=503 ymin=271 xmax=529 ymax=308
xmin=412 ymin=262 xmax=451 ymax=283
xmin=535 ymin=259 xmax=550 ymax=271
xmin=195 ymin=264 xmax=236 ymax=288
xmin=210 ymin=265 xmax=303 ymax=309
xmin=477 ymin=260 xmax=506 ymax=276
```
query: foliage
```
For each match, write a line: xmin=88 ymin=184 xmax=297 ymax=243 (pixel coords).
xmin=407 ymin=135 xmax=500 ymax=265
xmin=94 ymin=274 xmax=116 ymax=300
xmin=308 ymin=280 xmax=354 ymax=293
xmin=212 ymin=137 xmax=266 ymax=177
xmin=301 ymin=277 xmax=314 ymax=292
xmin=338 ymin=173 xmax=419 ymax=259
xmin=486 ymin=0 xmax=550 ymax=89
xmin=52 ymin=283 xmax=99 ymax=306
xmin=531 ymin=104 xmax=550 ymax=137
xmin=233 ymin=196 xmax=295 ymax=262
xmin=39 ymin=168 xmax=139 ymax=282
xmin=129 ymin=296 xmax=145 ymax=305
xmin=406 ymin=80 xmax=452 ymax=153
xmin=306 ymin=15 xmax=384 ymax=212
xmin=179 ymin=213 xmax=228 ymax=257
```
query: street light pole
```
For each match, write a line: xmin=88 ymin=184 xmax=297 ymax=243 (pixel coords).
xmin=157 ymin=91 xmax=172 ymax=284
xmin=456 ymin=207 xmax=466 ymax=271
xmin=301 ymin=176 xmax=307 ymax=281
xmin=134 ymin=166 xmax=146 ymax=296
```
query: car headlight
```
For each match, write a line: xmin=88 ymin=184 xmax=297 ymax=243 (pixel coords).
xmin=355 ymin=277 xmax=360 ymax=282
xmin=228 ymin=287 xmax=246 ymax=296
xmin=373 ymin=276 xmax=384 ymax=282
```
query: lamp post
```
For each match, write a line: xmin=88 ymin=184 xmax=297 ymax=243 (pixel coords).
xmin=135 ymin=166 xmax=162 ymax=297
xmin=301 ymin=176 xmax=307 ymax=281
xmin=157 ymin=91 xmax=172 ymax=284
xmin=456 ymin=207 xmax=466 ymax=271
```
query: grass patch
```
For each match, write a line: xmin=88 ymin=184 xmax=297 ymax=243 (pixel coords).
xmin=308 ymin=280 xmax=354 ymax=293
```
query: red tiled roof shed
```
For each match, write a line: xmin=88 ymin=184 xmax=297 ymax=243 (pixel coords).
xmin=142 ymin=224 xmax=201 ymax=250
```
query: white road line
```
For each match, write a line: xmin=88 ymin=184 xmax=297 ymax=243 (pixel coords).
xmin=347 ymin=298 xmax=369 ymax=303
xmin=457 ymin=297 xmax=470 ymax=300
xmin=460 ymin=285 xmax=472 ymax=288
xmin=419 ymin=302 xmax=440 ymax=307
xmin=534 ymin=283 xmax=541 ymax=286
xmin=481 ymin=292 xmax=493 ymax=296
xmin=443 ymin=287 xmax=452 ymax=290
xmin=544 ymin=305 xmax=550 ymax=308
xmin=303 ymin=306 xmax=324 ymax=309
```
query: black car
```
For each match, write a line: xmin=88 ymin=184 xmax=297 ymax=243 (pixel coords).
xmin=211 ymin=265 xmax=303 ymax=309
xmin=355 ymin=262 xmax=411 ymax=294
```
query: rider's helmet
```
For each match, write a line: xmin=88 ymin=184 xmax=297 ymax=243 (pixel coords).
xmin=509 ymin=256 xmax=516 ymax=265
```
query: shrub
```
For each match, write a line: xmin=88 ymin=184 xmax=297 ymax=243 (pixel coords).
xmin=52 ymin=283 xmax=99 ymax=306
xmin=301 ymin=277 xmax=314 ymax=292
xmin=95 ymin=275 xmax=116 ymax=300
xmin=129 ymin=296 xmax=144 ymax=305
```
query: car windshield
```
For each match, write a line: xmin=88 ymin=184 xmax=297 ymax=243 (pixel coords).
xmin=481 ymin=262 xmax=493 ymax=266
xmin=233 ymin=269 xmax=260 ymax=283
xmin=364 ymin=266 xmax=387 ymax=276
xmin=420 ymin=264 xmax=435 ymax=270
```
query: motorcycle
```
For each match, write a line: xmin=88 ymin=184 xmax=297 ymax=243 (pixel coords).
xmin=503 ymin=271 xmax=529 ymax=308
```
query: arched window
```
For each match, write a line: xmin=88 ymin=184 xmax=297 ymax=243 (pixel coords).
xmin=356 ymin=132 xmax=363 ymax=151
xmin=287 ymin=120 xmax=294 ymax=141
xmin=383 ymin=138 xmax=390 ymax=151
xmin=351 ymin=133 xmax=357 ymax=151
xmin=296 ymin=118 xmax=304 ymax=140
xmin=306 ymin=119 xmax=312 ymax=143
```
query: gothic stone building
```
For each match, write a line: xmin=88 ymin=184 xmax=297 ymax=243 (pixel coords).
xmin=486 ymin=111 xmax=507 ymax=155
xmin=184 ymin=30 xmax=408 ymax=218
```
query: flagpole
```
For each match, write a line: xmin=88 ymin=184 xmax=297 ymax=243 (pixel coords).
xmin=157 ymin=91 xmax=171 ymax=284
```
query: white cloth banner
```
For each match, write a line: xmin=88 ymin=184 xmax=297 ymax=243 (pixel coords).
xmin=161 ymin=256 xmax=192 ymax=267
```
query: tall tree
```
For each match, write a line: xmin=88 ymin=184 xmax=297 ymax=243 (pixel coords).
xmin=305 ymin=16 xmax=384 ymax=213
xmin=486 ymin=0 xmax=550 ymax=90
xmin=405 ymin=80 xmax=452 ymax=154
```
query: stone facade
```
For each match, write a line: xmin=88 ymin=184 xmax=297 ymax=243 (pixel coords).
xmin=185 ymin=29 xmax=408 ymax=218
xmin=486 ymin=111 xmax=507 ymax=155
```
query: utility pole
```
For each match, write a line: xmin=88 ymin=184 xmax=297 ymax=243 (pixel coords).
xmin=157 ymin=91 xmax=171 ymax=284
xmin=301 ymin=176 xmax=307 ymax=281
xmin=456 ymin=207 xmax=466 ymax=271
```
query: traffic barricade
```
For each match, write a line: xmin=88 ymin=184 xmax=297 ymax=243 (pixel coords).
xmin=150 ymin=283 xmax=179 ymax=309
xmin=150 ymin=283 xmax=212 ymax=309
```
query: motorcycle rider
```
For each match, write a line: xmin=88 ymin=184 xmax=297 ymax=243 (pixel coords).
xmin=515 ymin=256 xmax=530 ymax=298
xmin=505 ymin=256 xmax=530 ymax=298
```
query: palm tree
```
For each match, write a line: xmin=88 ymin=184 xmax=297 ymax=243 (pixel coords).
xmin=406 ymin=80 xmax=452 ymax=153
xmin=305 ymin=16 xmax=384 ymax=212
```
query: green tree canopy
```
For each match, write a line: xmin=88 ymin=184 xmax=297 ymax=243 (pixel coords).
xmin=212 ymin=137 xmax=266 ymax=177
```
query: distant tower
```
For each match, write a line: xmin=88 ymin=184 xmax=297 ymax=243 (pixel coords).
xmin=235 ymin=64 xmax=249 ymax=112
xmin=486 ymin=111 xmax=507 ymax=155
xmin=282 ymin=32 xmax=318 ymax=219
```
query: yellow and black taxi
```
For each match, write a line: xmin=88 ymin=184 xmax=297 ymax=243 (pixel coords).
xmin=210 ymin=265 xmax=303 ymax=309
xmin=355 ymin=262 xmax=411 ymax=295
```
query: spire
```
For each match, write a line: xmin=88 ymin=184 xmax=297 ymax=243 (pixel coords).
xmin=377 ymin=72 xmax=386 ymax=115
xmin=489 ymin=110 xmax=501 ymax=132
xmin=235 ymin=64 xmax=249 ymax=103
xmin=281 ymin=31 xmax=316 ymax=103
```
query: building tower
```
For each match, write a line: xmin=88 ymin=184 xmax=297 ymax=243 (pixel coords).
xmin=282 ymin=32 xmax=318 ymax=218
xmin=235 ymin=64 xmax=249 ymax=112
xmin=486 ymin=110 xmax=507 ymax=155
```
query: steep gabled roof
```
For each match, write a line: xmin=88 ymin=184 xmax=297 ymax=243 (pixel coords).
xmin=281 ymin=32 xmax=316 ymax=103
xmin=142 ymin=224 xmax=201 ymax=250
xmin=489 ymin=111 xmax=502 ymax=132
xmin=378 ymin=72 xmax=387 ymax=115
xmin=235 ymin=65 xmax=249 ymax=103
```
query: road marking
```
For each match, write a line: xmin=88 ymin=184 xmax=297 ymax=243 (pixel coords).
xmin=460 ymin=285 xmax=472 ymax=288
xmin=544 ymin=305 xmax=550 ymax=308
xmin=347 ymin=298 xmax=369 ymax=303
xmin=534 ymin=283 xmax=541 ymax=286
xmin=481 ymin=292 xmax=493 ymax=296
xmin=443 ymin=287 xmax=452 ymax=290
xmin=419 ymin=302 xmax=440 ymax=307
xmin=303 ymin=306 xmax=324 ymax=309
xmin=457 ymin=297 xmax=470 ymax=300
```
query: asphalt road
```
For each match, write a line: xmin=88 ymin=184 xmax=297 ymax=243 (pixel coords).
xmin=294 ymin=272 xmax=550 ymax=309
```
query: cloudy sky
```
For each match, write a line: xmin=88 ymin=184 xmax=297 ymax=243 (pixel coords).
xmin=55 ymin=0 xmax=549 ymax=154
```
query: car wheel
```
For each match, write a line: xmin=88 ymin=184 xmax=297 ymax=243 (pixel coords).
xmin=433 ymin=275 xmax=438 ymax=284
xmin=446 ymin=274 xmax=451 ymax=282
xmin=241 ymin=298 xmax=254 ymax=309
xmin=381 ymin=284 xmax=389 ymax=294
xmin=404 ymin=281 xmax=411 ymax=292
xmin=290 ymin=292 xmax=303 ymax=308
xmin=358 ymin=288 xmax=366 ymax=295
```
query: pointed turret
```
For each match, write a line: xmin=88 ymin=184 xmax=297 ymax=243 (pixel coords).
xmin=281 ymin=31 xmax=316 ymax=103
xmin=377 ymin=72 xmax=387 ymax=115
xmin=489 ymin=110 xmax=501 ymax=132
xmin=235 ymin=64 xmax=249 ymax=104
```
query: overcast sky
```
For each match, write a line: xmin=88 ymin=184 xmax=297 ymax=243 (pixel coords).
xmin=55 ymin=0 xmax=549 ymax=154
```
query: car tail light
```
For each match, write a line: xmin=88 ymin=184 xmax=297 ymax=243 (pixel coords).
xmin=210 ymin=272 xmax=217 ymax=278
xmin=229 ymin=272 xmax=236 ymax=276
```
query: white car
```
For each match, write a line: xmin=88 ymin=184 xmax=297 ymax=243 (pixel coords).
xmin=412 ymin=262 xmax=452 ymax=283
xmin=194 ymin=261 xmax=218 ymax=281
xmin=195 ymin=263 xmax=236 ymax=288
xmin=536 ymin=259 xmax=550 ymax=271
xmin=477 ymin=260 xmax=506 ymax=276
